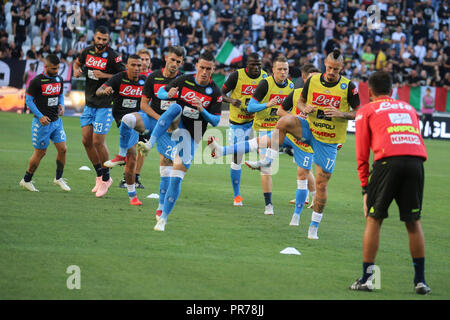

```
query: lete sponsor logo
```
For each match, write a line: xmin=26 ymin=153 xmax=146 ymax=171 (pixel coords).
xmin=41 ymin=83 xmax=62 ymax=95
xmin=180 ymin=88 xmax=212 ymax=108
xmin=268 ymin=94 xmax=288 ymax=105
xmin=153 ymin=83 xmax=178 ymax=98
xmin=119 ymin=84 xmax=143 ymax=98
xmin=241 ymin=84 xmax=257 ymax=95
xmin=312 ymin=92 xmax=341 ymax=108
xmin=85 ymin=54 xmax=107 ymax=70
xmin=390 ymin=134 xmax=421 ymax=145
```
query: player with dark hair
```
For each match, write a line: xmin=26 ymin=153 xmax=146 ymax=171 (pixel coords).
xmin=350 ymin=71 xmax=430 ymax=294
xmin=136 ymin=46 xmax=185 ymax=218
xmin=221 ymin=52 xmax=268 ymax=206
xmin=243 ymin=49 xmax=360 ymax=239
xmin=277 ymin=65 xmax=319 ymax=226
xmin=20 ymin=54 xmax=70 ymax=192
xmin=73 ymin=26 xmax=126 ymax=198
xmin=96 ymin=54 xmax=146 ymax=205
xmin=137 ymin=51 xmax=223 ymax=231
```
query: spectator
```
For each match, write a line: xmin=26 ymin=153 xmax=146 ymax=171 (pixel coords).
xmin=392 ymin=26 xmax=406 ymax=56
xmin=251 ymin=8 xmax=265 ymax=43
xmin=361 ymin=45 xmax=376 ymax=69
xmin=321 ymin=12 xmax=336 ymax=51
xmin=414 ymin=39 xmax=427 ymax=63
xmin=349 ymin=27 xmax=364 ymax=55
xmin=421 ymin=87 xmax=435 ymax=139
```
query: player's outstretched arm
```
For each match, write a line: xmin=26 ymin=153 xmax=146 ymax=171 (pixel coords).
xmin=156 ymin=86 xmax=178 ymax=100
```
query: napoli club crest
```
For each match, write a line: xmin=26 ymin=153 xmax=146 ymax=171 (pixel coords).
xmin=340 ymin=83 xmax=347 ymax=90
xmin=290 ymin=83 xmax=294 ymax=89
xmin=139 ymin=79 xmax=145 ymax=85
xmin=102 ymin=52 xmax=108 ymax=58
xmin=205 ymin=87 xmax=213 ymax=95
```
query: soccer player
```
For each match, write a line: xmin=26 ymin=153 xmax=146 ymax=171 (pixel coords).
xmin=20 ymin=54 xmax=70 ymax=192
xmin=96 ymin=54 xmax=146 ymax=204
xmin=140 ymin=46 xmax=184 ymax=218
xmin=244 ymin=49 xmax=360 ymax=239
xmin=277 ymin=64 xmax=319 ymax=226
xmin=137 ymin=51 xmax=223 ymax=231
xmin=350 ymin=71 xmax=430 ymax=294
xmin=73 ymin=26 xmax=126 ymax=197
xmin=221 ymin=52 xmax=268 ymax=206
xmin=129 ymin=48 xmax=154 ymax=189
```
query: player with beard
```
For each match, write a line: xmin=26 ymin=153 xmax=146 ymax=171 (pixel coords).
xmin=137 ymin=51 xmax=223 ymax=231
xmin=140 ymin=46 xmax=184 ymax=218
xmin=73 ymin=26 xmax=126 ymax=198
xmin=20 ymin=54 xmax=70 ymax=192
xmin=221 ymin=53 xmax=268 ymax=207
xmin=244 ymin=49 xmax=360 ymax=240
xmin=117 ymin=49 xmax=154 ymax=189
xmin=96 ymin=55 xmax=146 ymax=205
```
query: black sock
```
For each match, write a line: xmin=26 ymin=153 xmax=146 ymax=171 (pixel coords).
xmin=413 ymin=257 xmax=425 ymax=285
xmin=56 ymin=160 xmax=64 ymax=180
xmin=263 ymin=192 xmax=272 ymax=206
xmin=361 ymin=262 xmax=374 ymax=283
xmin=135 ymin=173 xmax=140 ymax=181
xmin=24 ymin=171 xmax=33 ymax=182
xmin=102 ymin=167 xmax=110 ymax=182
xmin=94 ymin=163 xmax=103 ymax=177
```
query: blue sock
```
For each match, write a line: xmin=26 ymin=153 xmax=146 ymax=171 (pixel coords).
xmin=119 ymin=122 xmax=132 ymax=157
xmin=310 ymin=221 xmax=319 ymax=228
xmin=223 ymin=140 xmax=250 ymax=156
xmin=361 ymin=262 xmax=375 ymax=283
xmin=126 ymin=184 xmax=136 ymax=200
xmin=310 ymin=211 xmax=322 ymax=228
xmin=413 ymin=257 xmax=425 ymax=285
xmin=161 ymin=176 xmax=183 ymax=220
xmin=159 ymin=176 xmax=170 ymax=208
xmin=150 ymin=103 xmax=182 ymax=147
xmin=294 ymin=188 xmax=308 ymax=215
xmin=230 ymin=166 xmax=241 ymax=198
xmin=263 ymin=192 xmax=272 ymax=206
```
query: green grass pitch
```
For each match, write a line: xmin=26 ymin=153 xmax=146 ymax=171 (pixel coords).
xmin=0 ymin=112 xmax=449 ymax=300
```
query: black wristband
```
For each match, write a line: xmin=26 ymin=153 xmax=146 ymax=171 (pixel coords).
xmin=362 ymin=186 xmax=367 ymax=196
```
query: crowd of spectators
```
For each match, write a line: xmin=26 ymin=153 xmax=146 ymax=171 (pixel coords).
xmin=1 ymin=0 xmax=450 ymax=90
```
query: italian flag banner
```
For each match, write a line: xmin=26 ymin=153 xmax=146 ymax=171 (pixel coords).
xmin=216 ymin=39 xmax=243 ymax=65
xmin=354 ymin=82 xmax=450 ymax=112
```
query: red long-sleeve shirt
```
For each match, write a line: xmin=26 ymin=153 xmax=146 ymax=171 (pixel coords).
xmin=355 ymin=97 xmax=427 ymax=187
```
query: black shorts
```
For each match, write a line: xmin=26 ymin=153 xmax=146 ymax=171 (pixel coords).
xmin=366 ymin=156 xmax=424 ymax=222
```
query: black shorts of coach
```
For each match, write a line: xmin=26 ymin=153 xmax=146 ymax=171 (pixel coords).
xmin=366 ymin=156 xmax=424 ymax=222
xmin=114 ymin=114 xmax=150 ymax=144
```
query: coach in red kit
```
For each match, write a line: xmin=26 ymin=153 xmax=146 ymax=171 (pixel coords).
xmin=350 ymin=71 xmax=431 ymax=295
